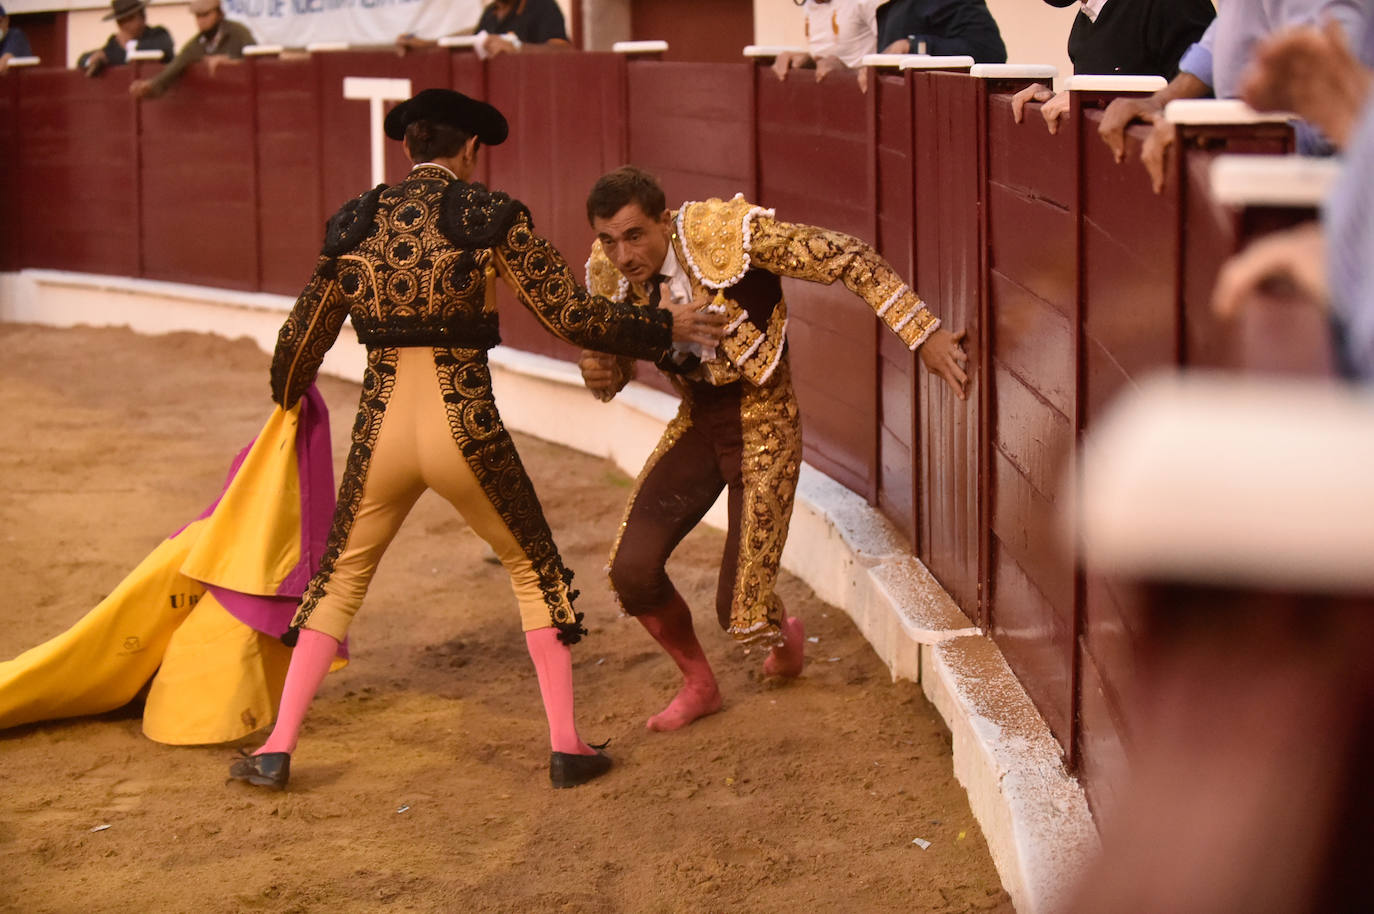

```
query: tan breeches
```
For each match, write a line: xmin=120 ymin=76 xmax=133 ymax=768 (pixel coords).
xmin=301 ymin=347 xmax=556 ymax=641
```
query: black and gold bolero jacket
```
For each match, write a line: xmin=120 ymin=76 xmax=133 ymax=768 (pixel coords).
xmin=271 ymin=165 xmax=675 ymax=407
xmin=585 ymin=193 xmax=940 ymax=388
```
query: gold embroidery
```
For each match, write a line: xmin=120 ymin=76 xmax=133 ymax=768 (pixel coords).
xmin=746 ymin=216 xmax=941 ymax=349
xmin=728 ymin=359 xmax=802 ymax=647
xmin=676 ymin=196 xmax=775 ymax=289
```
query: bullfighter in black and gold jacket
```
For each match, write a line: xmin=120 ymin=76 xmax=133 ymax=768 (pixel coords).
xmin=580 ymin=166 xmax=969 ymax=732
xmin=228 ymin=91 xmax=725 ymax=792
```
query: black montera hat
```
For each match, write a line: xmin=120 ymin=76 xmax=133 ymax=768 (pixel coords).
xmin=383 ymin=89 xmax=509 ymax=146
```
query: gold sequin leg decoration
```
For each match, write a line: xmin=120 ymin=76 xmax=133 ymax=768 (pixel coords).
xmin=726 ymin=359 xmax=802 ymax=648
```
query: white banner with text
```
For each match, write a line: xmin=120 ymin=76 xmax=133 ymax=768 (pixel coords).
xmin=221 ymin=0 xmax=484 ymax=48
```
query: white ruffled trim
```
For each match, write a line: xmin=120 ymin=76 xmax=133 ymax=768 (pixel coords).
xmin=877 ymin=284 xmax=907 ymax=318
xmin=676 ymin=193 xmax=778 ymax=290
xmin=756 ymin=318 xmax=788 ymax=384
xmin=906 ymin=316 xmax=941 ymax=351
xmin=740 ymin=333 xmax=765 ymax=363
xmin=893 ymin=310 xmax=916 ymax=332
xmin=725 ymin=312 xmax=748 ymax=333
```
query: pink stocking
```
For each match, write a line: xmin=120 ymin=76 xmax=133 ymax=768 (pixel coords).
xmin=637 ymin=592 xmax=722 ymax=731
xmin=525 ymin=627 xmax=595 ymax=756
xmin=256 ymin=628 xmax=338 ymax=755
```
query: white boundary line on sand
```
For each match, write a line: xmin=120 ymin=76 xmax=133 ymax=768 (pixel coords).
xmin=0 ymin=268 xmax=1099 ymax=913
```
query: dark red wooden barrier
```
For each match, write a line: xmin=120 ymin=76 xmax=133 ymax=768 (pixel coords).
xmin=1176 ymin=123 xmax=1295 ymax=369
xmin=254 ymin=55 xmax=325 ymax=297
xmin=985 ymin=88 xmax=1079 ymax=759
xmin=756 ymin=66 xmax=880 ymax=502
xmin=914 ymin=71 xmax=983 ymax=624
xmin=138 ymin=61 xmax=258 ymax=290
xmin=6 ymin=52 xmax=1315 ymax=816
xmin=15 ymin=67 xmax=139 ymax=277
xmin=874 ymin=70 xmax=919 ymax=547
xmin=0 ymin=68 xmax=20 ymax=274
xmin=626 ymin=60 xmax=756 ymax=206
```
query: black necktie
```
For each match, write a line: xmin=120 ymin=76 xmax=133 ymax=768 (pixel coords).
xmin=646 ymin=273 xmax=667 ymax=309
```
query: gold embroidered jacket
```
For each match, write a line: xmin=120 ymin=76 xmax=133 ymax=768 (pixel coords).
xmin=585 ymin=193 xmax=940 ymax=389
xmin=271 ymin=165 xmax=675 ymax=407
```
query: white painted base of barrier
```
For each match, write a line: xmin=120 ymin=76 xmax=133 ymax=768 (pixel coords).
xmin=0 ymin=268 xmax=1098 ymax=914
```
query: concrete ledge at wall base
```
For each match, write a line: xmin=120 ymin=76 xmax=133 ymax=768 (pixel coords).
xmin=0 ymin=269 xmax=1097 ymax=914
xmin=923 ymin=637 xmax=1100 ymax=914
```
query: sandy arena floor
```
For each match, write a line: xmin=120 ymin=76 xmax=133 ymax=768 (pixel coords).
xmin=0 ymin=323 xmax=1014 ymax=914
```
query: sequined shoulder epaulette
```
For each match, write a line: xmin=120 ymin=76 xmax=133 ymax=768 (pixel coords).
xmin=675 ymin=193 xmax=777 ymax=290
xmin=321 ymin=184 xmax=385 ymax=256
xmin=584 ymin=239 xmax=631 ymax=302
xmin=439 ymin=181 xmax=531 ymax=249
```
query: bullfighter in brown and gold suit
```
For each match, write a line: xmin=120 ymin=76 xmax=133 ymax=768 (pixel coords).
xmin=228 ymin=92 xmax=725 ymax=792
xmin=580 ymin=166 xmax=969 ymax=731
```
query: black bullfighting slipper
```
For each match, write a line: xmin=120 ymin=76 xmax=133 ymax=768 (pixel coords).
xmin=228 ymin=750 xmax=291 ymax=791
xmin=549 ymin=748 xmax=612 ymax=789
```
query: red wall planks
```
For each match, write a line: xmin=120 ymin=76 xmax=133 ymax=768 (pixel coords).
xmin=915 ymin=71 xmax=982 ymax=623
xmin=756 ymin=66 xmax=880 ymax=502
xmin=629 ymin=0 xmax=755 ymax=64
xmin=875 ymin=71 xmax=918 ymax=547
xmin=255 ymin=56 xmax=325 ymax=297
xmin=16 ymin=68 xmax=139 ymax=277
xmin=0 ymin=68 xmax=19 ymax=273
xmin=626 ymin=60 xmax=756 ymax=205
xmin=138 ymin=62 xmax=258 ymax=290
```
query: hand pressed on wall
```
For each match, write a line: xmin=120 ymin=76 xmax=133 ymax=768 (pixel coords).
xmin=919 ymin=328 xmax=970 ymax=400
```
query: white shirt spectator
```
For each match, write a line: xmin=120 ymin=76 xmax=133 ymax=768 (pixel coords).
xmin=803 ymin=0 xmax=884 ymax=68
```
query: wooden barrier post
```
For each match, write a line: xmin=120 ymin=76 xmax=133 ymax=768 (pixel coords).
xmin=975 ymin=62 xmax=1083 ymax=763
xmin=1164 ymin=99 xmax=1298 ymax=369
xmin=907 ymin=60 xmax=980 ymax=626
xmin=1208 ymin=153 xmax=1341 ymax=375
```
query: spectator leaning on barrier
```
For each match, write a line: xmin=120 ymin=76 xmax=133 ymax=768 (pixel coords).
xmin=1096 ymin=0 xmax=1368 ymax=192
xmin=396 ymin=0 xmax=570 ymax=59
xmin=0 ymin=3 xmax=34 ymax=76
xmin=1212 ymin=19 xmax=1374 ymax=381
xmin=129 ymin=0 xmax=254 ymax=100
xmin=77 ymin=0 xmax=174 ymax=77
xmin=772 ymin=0 xmax=884 ymax=86
xmin=1012 ymin=0 xmax=1216 ymax=133
xmin=875 ymin=0 xmax=1007 ymax=64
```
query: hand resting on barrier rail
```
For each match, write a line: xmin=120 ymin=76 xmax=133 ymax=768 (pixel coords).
xmin=1011 ymin=83 xmax=1071 ymax=134
xmin=1211 ymin=221 xmax=1328 ymax=321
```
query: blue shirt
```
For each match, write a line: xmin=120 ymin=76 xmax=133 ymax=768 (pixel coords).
xmin=1177 ymin=0 xmax=1368 ymax=99
xmin=1323 ymin=17 xmax=1374 ymax=380
xmin=0 ymin=25 xmax=31 ymax=58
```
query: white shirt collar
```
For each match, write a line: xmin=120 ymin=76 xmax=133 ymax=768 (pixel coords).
xmin=1081 ymin=0 xmax=1109 ymax=22
xmin=412 ymin=162 xmax=458 ymax=180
